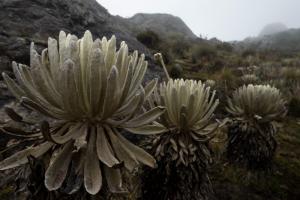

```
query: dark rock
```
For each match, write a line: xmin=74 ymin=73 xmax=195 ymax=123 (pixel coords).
xmin=0 ymin=56 xmax=11 ymax=73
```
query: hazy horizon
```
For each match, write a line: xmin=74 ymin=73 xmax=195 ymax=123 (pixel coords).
xmin=97 ymin=0 xmax=300 ymax=41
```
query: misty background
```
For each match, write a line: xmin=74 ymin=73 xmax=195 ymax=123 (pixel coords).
xmin=97 ymin=0 xmax=300 ymax=41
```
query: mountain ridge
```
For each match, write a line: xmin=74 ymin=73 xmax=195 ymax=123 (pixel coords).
xmin=0 ymin=0 xmax=198 ymax=77
xmin=238 ymin=27 xmax=300 ymax=52
xmin=258 ymin=22 xmax=288 ymax=37
xmin=127 ymin=13 xmax=197 ymax=39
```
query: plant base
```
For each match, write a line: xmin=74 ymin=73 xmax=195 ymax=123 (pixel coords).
xmin=226 ymin=122 xmax=277 ymax=171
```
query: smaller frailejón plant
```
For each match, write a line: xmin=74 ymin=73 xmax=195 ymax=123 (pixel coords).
xmin=0 ymin=30 xmax=166 ymax=195
xmin=205 ymin=79 xmax=216 ymax=88
xmin=142 ymin=53 xmax=219 ymax=200
xmin=150 ymin=79 xmax=219 ymax=166
xmin=226 ymin=84 xmax=287 ymax=170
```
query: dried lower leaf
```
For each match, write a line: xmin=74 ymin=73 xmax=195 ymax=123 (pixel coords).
xmin=104 ymin=165 xmax=126 ymax=193
xmin=0 ymin=148 xmax=31 ymax=170
xmin=0 ymin=142 xmax=52 ymax=170
xmin=4 ymin=107 xmax=23 ymax=122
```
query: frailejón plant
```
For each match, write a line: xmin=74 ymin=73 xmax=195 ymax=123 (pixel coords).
xmin=226 ymin=84 xmax=286 ymax=170
xmin=0 ymin=30 xmax=166 ymax=195
xmin=142 ymin=53 xmax=220 ymax=200
xmin=150 ymin=79 xmax=219 ymax=166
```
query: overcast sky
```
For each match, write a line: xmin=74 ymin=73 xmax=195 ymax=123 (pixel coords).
xmin=97 ymin=0 xmax=300 ymax=41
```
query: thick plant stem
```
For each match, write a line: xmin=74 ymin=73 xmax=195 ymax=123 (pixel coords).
xmin=154 ymin=53 xmax=170 ymax=80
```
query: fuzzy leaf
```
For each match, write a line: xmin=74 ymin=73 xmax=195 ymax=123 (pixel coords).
xmin=123 ymin=106 xmax=165 ymax=128
xmin=96 ymin=126 xmax=120 ymax=167
xmin=84 ymin=129 xmax=102 ymax=195
xmin=125 ymin=124 xmax=167 ymax=135
xmin=115 ymin=130 xmax=157 ymax=168
xmin=45 ymin=142 xmax=73 ymax=191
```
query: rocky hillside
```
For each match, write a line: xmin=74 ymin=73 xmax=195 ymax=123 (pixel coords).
xmin=0 ymin=0 xmax=163 ymax=80
xmin=127 ymin=13 xmax=197 ymax=39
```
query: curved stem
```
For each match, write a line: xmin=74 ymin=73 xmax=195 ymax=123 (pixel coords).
xmin=154 ymin=53 xmax=170 ymax=80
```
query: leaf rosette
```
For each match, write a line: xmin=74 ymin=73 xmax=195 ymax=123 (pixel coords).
xmin=148 ymin=79 xmax=219 ymax=166
xmin=0 ymin=30 xmax=166 ymax=195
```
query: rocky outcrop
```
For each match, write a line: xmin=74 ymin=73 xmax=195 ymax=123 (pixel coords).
xmin=127 ymin=13 xmax=197 ymax=39
xmin=0 ymin=0 xmax=163 ymax=80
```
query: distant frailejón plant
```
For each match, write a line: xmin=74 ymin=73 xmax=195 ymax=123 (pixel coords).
xmin=226 ymin=84 xmax=286 ymax=170
xmin=240 ymin=74 xmax=259 ymax=85
xmin=0 ymin=30 xmax=166 ymax=195
xmin=205 ymin=79 xmax=216 ymax=88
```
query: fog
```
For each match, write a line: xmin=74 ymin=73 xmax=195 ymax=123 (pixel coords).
xmin=97 ymin=0 xmax=300 ymax=41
